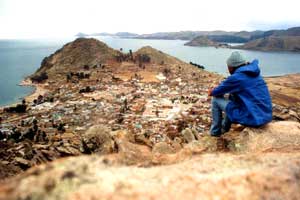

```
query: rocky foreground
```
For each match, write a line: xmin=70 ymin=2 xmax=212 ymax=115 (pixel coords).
xmin=0 ymin=38 xmax=300 ymax=199
xmin=1 ymin=121 xmax=300 ymax=200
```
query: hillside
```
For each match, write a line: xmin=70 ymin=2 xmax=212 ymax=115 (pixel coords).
xmin=233 ymin=27 xmax=300 ymax=52
xmin=182 ymin=26 xmax=300 ymax=50
xmin=134 ymin=46 xmax=183 ymax=64
xmin=184 ymin=36 xmax=219 ymax=47
xmin=135 ymin=31 xmax=232 ymax=40
xmin=1 ymin=38 xmax=300 ymax=199
xmin=34 ymin=38 xmax=119 ymax=76
xmin=234 ymin=36 xmax=300 ymax=52
xmin=1 ymin=37 xmax=220 ymax=179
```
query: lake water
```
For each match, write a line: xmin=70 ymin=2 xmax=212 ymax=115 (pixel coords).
xmin=0 ymin=36 xmax=300 ymax=106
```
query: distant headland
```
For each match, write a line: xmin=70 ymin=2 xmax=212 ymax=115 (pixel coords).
xmin=76 ymin=26 xmax=300 ymax=52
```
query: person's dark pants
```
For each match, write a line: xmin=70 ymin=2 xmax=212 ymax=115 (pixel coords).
xmin=210 ymin=97 xmax=232 ymax=136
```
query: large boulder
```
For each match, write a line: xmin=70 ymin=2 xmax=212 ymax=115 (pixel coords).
xmin=81 ymin=125 xmax=116 ymax=154
xmin=152 ymin=142 xmax=175 ymax=154
xmin=112 ymin=130 xmax=152 ymax=165
xmin=231 ymin=121 xmax=300 ymax=152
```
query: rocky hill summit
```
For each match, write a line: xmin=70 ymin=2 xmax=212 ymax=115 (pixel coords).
xmin=134 ymin=46 xmax=183 ymax=64
xmin=34 ymin=38 xmax=119 ymax=76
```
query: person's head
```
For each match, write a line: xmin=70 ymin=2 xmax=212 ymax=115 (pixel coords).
xmin=227 ymin=51 xmax=248 ymax=74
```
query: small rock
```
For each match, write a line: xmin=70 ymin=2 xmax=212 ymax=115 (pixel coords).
xmin=135 ymin=134 xmax=152 ymax=147
xmin=181 ymin=128 xmax=196 ymax=143
xmin=56 ymin=146 xmax=81 ymax=155
xmin=82 ymin=125 xmax=115 ymax=154
xmin=152 ymin=142 xmax=175 ymax=154
xmin=170 ymin=141 xmax=182 ymax=152
xmin=1 ymin=161 xmax=9 ymax=165
xmin=15 ymin=157 xmax=31 ymax=167
xmin=191 ymin=128 xmax=202 ymax=140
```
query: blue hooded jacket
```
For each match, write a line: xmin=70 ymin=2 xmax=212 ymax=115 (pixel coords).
xmin=211 ymin=60 xmax=272 ymax=127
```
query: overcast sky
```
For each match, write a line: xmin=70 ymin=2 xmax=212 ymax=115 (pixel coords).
xmin=0 ymin=0 xmax=300 ymax=38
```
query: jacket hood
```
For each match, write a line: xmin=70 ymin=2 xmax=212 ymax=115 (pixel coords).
xmin=235 ymin=59 xmax=260 ymax=77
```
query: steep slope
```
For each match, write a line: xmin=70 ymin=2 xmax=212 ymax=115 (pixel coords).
xmin=35 ymin=38 xmax=119 ymax=75
xmin=262 ymin=27 xmax=300 ymax=37
xmin=235 ymin=36 xmax=300 ymax=52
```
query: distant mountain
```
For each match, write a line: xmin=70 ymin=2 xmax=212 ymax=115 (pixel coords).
xmin=115 ymin=32 xmax=139 ymax=38
xmin=232 ymin=27 xmax=300 ymax=52
xmin=75 ymin=26 xmax=300 ymax=52
xmin=134 ymin=31 xmax=235 ymax=40
xmin=184 ymin=36 xmax=219 ymax=47
xmin=75 ymin=30 xmax=268 ymax=42
xmin=75 ymin=32 xmax=139 ymax=38
xmin=207 ymin=35 xmax=248 ymax=43
xmin=75 ymin=32 xmax=89 ymax=37
xmin=234 ymin=36 xmax=300 ymax=52
xmin=264 ymin=27 xmax=300 ymax=37
xmin=90 ymin=32 xmax=114 ymax=36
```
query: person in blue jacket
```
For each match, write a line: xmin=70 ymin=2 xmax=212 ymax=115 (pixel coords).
xmin=208 ymin=51 xmax=272 ymax=137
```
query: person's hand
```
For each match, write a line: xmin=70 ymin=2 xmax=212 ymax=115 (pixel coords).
xmin=208 ymin=88 xmax=214 ymax=96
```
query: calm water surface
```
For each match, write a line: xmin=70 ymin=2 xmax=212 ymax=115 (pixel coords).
xmin=0 ymin=36 xmax=299 ymax=106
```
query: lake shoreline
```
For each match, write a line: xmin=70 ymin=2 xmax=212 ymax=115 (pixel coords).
xmin=0 ymin=79 xmax=47 ymax=109
xmin=1 ymin=36 xmax=300 ymax=107
xmin=19 ymin=79 xmax=48 ymax=105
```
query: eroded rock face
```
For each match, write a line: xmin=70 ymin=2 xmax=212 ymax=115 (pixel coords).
xmin=238 ymin=121 xmax=300 ymax=153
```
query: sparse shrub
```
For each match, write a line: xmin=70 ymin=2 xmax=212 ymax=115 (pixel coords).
xmin=66 ymin=73 xmax=72 ymax=82
xmin=137 ymin=54 xmax=151 ymax=63
xmin=4 ymin=104 xmax=27 ymax=113
xmin=190 ymin=62 xmax=205 ymax=69
xmin=83 ymin=65 xmax=90 ymax=70
xmin=163 ymin=68 xmax=171 ymax=76
xmin=57 ymin=123 xmax=66 ymax=132
xmin=129 ymin=49 xmax=133 ymax=60
xmin=79 ymin=86 xmax=93 ymax=93
xmin=31 ymin=72 xmax=48 ymax=83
